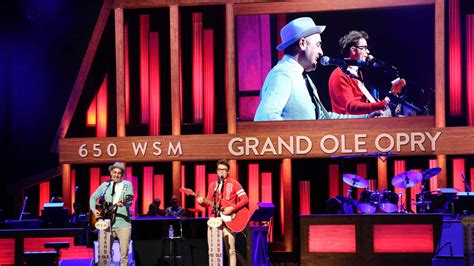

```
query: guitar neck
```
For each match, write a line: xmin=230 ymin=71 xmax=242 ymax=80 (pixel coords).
xmin=191 ymin=192 xmax=214 ymax=207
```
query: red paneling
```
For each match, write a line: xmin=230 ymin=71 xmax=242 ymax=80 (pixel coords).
xmin=71 ymin=169 xmax=76 ymax=208
xmin=192 ymin=13 xmax=204 ymax=124
xmin=467 ymin=15 xmax=474 ymax=125
xmin=153 ymin=174 xmax=164 ymax=206
xmin=328 ymin=164 xmax=339 ymax=198
xmin=261 ymin=172 xmax=272 ymax=202
xmin=142 ymin=166 xmax=153 ymax=214
xmin=149 ymin=32 xmax=161 ymax=136
xmin=308 ymin=225 xmax=356 ymax=252
xmin=0 ymin=239 xmax=15 ymax=264
xmin=195 ymin=164 xmax=206 ymax=215
xmin=429 ymin=159 xmax=439 ymax=191
xmin=86 ymin=95 xmax=97 ymax=126
xmin=299 ymin=181 xmax=311 ymax=215
xmin=140 ymin=15 xmax=150 ymax=124
xmin=39 ymin=181 xmax=50 ymax=216
xmin=373 ymin=224 xmax=433 ymax=252
xmin=452 ymin=158 xmax=465 ymax=191
xmin=203 ymin=29 xmax=215 ymax=134
xmin=449 ymin=0 xmax=462 ymax=116
xmin=125 ymin=21 xmax=130 ymax=124
xmin=248 ymin=163 xmax=260 ymax=215
xmin=96 ymin=75 xmax=108 ymax=137
xmin=89 ymin=168 xmax=100 ymax=197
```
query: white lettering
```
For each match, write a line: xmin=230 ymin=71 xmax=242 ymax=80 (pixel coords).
xmin=340 ymin=134 xmax=353 ymax=153
xmin=228 ymin=137 xmax=244 ymax=156
xmin=375 ymin=133 xmax=394 ymax=152
xmin=396 ymin=133 xmax=410 ymax=151
xmin=278 ymin=136 xmax=294 ymax=155
xmin=410 ymin=132 xmax=426 ymax=151
xmin=320 ymin=135 xmax=338 ymax=154
xmin=260 ymin=137 xmax=277 ymax=155
xmin=425 ymin=132 xmax=441 ymax=151
xmin=168 ymin=141 xmax=183 ymax=155
xmin=132 ymin=142 xmax=147 ymax=156
xmin=354 ymin=134 xmax=367 ymax=153
xmin=296 ymin=136 xmax=312 ymax=154
xmin=246 ymin=137 xmax=259 ymax=155
xmin=152 ymin=141 xmax=162 ymax=156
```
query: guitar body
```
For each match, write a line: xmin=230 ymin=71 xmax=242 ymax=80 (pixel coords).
xmin=179 ymin=187 xmax=250 ymax=233
xmin=219 ymin=199 xmax=250 ymax=233
xmin=89 ymin=195 xmax=132 ymax=231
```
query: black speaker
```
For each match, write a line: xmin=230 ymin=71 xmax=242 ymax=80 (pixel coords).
xmin=435 ymin=219 xmax=464 ymax=257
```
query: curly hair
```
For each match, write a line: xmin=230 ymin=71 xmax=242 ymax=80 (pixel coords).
xmin=339 ymin=30 xmax=369 ymax=57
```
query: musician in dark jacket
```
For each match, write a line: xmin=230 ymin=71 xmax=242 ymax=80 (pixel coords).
xmin=89 ymin=162 xmax=134 ymax=266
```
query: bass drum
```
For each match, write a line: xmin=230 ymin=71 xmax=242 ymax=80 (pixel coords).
xmin=380 ymin=191 xmax=399 ymax=213
xmin=357 ymin=190 xmax=377 ymax=214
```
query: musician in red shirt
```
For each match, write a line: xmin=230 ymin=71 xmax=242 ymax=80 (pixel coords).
xmin=197 ymin=159 xmax=249 ymax=266
xmin=328 ymin=30 xmax=388 ymax=115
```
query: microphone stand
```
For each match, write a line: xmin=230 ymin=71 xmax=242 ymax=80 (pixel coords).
xmin=461 ymin=173 xmax=471 ymax=193
xmin=212 ymin=178 xmax=221 ymax=216
xmin=19 ymin=196 xmax=28 ymax=221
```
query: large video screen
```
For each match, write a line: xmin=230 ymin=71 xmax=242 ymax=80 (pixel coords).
xmin=236 ymin=5 xmax=434 ymax=121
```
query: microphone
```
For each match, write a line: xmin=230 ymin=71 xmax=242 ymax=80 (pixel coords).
xmin=320 ymin=56 xmax=368 ymax=67
xmin=367 ymin=55 xmax=398 ymax=72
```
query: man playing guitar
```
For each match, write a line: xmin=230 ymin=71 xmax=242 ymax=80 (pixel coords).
xmin=197 ymin=159 xmax=249 ymax=266
xmin=329 ymin=30 xmax=404 ymax=117
xmin=89 ymin=162 xmax=134 ymax=266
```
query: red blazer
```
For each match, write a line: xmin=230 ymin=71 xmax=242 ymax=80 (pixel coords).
xmin=201 ymin=177 xmax=249 ymax=217
xmin=329 ymin=67 xmax=386 ymax=115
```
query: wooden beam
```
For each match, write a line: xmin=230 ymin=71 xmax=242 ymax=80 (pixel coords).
xmin=226 ymin=3 xmax=237 ymax=134
xmin=51 ymin=0 xmax=113 ymax=152
xmin=7 ymin=167 xmax=62 ymax=194
xmin=59 ymin=125 xmax=474 ymax=163
xmin=170 ymin=4 xmax=182 ymax=136
xmin=435 ymin=0 xmax=445 ymax=128
xmin=237 ymin=116 xmax=435 ymax=133
xmin=234 ymin=0 xmax=435 ymax=16
xmin=115 ymin=8 xmax=126 ymax=137
xmin=62 ymin=164 xmax=72 ymax=212
xmin=282 ymin=158 xmax=293 ymax=252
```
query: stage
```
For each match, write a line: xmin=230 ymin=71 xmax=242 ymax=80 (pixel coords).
xmin=1 ymin=214 xmax=470 ymax=265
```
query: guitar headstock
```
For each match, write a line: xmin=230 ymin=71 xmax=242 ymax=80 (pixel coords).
xmin=124 ymin=194 xmax=133 ymax=203
xmin=179 ymin=187 xmax=195 ymax=196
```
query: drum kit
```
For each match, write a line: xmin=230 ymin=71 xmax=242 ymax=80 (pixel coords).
xmin=341 ymin=167 xmax=441 ymax=214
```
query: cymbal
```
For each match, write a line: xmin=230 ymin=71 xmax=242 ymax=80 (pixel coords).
xmin=342 ymin=174 xmax=369 ymax=188
xmin=421 ymin=167 xmax=441 ymax=180
xmin=391 ymin=171 xmax=422 ymax=188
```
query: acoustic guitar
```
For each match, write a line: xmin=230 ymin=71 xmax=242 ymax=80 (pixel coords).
xmin=90 ymin=194 xmax=133 ymax=231
xmin=180 ymin=187 xmax=250 ymax=233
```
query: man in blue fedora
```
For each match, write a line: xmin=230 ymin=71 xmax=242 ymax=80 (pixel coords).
xmin=90 ymin=162 xmax=134 ymax=266
xmin=254 ymin=17 xmax=379 ymax=121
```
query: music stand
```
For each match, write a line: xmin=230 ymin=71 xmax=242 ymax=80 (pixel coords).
xmin=250 ymin=202 xmax=275 ymax=224
xmin=42 ymin=203 xmax=68 ymax=228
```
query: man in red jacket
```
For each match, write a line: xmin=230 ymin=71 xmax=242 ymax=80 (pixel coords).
xmin=197 ymin=159 xmax=249 ymax=266
xmin=328 ymin=30 xmax=389 ymax=115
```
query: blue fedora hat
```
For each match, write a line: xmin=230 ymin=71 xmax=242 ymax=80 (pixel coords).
xmin=108 ymin=162 xmax=126 ymax=174
xmin=276 ymin=17 xmax=326 ymax=51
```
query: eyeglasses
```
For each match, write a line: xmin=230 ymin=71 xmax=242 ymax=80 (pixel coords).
xmin=354 ymin=45 xmax=369 ymax=51
xmin=217 ymin=168 xmax=228 ymax=172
